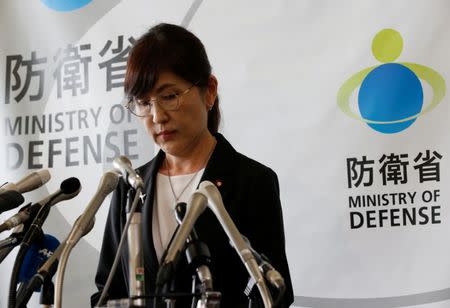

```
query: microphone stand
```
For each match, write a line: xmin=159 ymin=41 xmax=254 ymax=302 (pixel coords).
xmin=40 ymin=277 xmax=54 ymax=308
xmin=126 ymin=188 xmax=145 ymax=307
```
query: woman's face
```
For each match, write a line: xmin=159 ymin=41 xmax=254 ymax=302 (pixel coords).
xmin=139 ymin=71 xmax=216 ymax=157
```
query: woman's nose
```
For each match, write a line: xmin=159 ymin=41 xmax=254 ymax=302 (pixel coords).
xmin=151 ymin=102 xmax=169 ymax=124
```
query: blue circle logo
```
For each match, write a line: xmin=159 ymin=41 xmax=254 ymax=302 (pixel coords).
xmin=41 ymin=0 xmax=92 ymax=12
xmin=337 ymin=29 xmax=446 ymax=134
xmin=358 ymin=63 xmax=423 ymax=133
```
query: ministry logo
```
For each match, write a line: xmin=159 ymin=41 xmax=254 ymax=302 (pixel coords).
xmin=337 ymin=29 xmax=446 ymax=134
xmin=41 ymin=0 xmax=92 ymax=12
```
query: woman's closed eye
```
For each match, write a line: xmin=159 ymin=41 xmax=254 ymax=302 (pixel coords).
xmin=158 ymin=92 xmax=178 ymax=102
xmin=136 ymin=98 xmax=153 ymax=106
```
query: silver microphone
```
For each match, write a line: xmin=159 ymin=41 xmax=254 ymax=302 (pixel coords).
xmin=199 ymin=181 xmax=273 ymax=308
xmin=113 ymin=156 xmax=146 ymax=305
xmin=112 ymin=156 xmax=147 ymax=305
xmin=54 ymin=171 xmax=119 ymax=308
xmin=40 ymin=216 xmax=95 ymax=275
xmin=112 ymin=156 xmax=144 ymax=189
xmin=63 ymin=171 xmax=119 ymax=245
xmin=0 ymin=169 xmax=51 ymax=194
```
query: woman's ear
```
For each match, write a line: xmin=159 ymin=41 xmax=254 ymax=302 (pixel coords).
xmin=204 ymin=75 xmax=218 ymax=109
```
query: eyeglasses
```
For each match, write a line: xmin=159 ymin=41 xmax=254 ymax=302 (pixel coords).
xmin=126 ymin=83 xmax=197 ymax=117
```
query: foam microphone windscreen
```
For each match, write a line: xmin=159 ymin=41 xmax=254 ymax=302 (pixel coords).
xmin=18 ymin=234 xmax=60 ymax=291
xmin=0 ymin=190 xmax=25 ymax=214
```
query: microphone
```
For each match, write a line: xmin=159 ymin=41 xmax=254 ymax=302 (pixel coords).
xmin=41 ymin=216 xmax=95 ymax=275
xmin=18 ymin=234 xmax=60 ymax=286
xmin=61 ymin=171 xmax=119 ymax=245
xmin=0 ymin=229 xmax=26 ymax=268
xmin=53 ymin=171 xmax=119 ymax=308
xmin=8 ymin=178 xmax=81 ymax=308
xmin=14 ymin=234 xmax=60 ymax=308
xmin=0 ymin=178 xmax=81 ymax=235
xmin=22 ymin=177 xmax=81 ymax=247
xmin=0 ymin=204 xmax=40 ymax=234
xmin=95 ymin=165 xmax=146 ymax=308
xmin=0 ymin=225 xmax=27 ymax=263
xmin=174 ymin=202 xmax=198 ymax=240
xmin=198 ymin=181 xmax=273 ymax=307
xmin=0 ymin=191 xmax=25 ymax=214
xmin=113 ymin=157 xmax=147 ymax=306
xmin=38 ymin=177 xmax=81 ymax=208
xmin=0 ymin=170 xmax=51 ymax=194
xmin=174 ymin=202 xmax=213 ymax=291
xmin=15 ymin=218 xmax=95 ymax=308
xmin=113 ymin=156 xmax=144 ymax=189
xmin=156 ymin=191 xmax=208 ymax=287
xmin=174 ymin=202 xmax=212 ymax=269
xmin=241 ymin=236 xmax=285 ymax=290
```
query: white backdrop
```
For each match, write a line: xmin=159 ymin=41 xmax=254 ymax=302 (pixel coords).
xmin=1 ymin=0 xmax=450 ymax=307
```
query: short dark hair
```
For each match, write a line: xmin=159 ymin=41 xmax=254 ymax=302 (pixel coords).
xmin=124 ymin=23 xmax=220 ymax=134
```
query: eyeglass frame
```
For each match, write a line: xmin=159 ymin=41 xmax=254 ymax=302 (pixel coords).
xmin=125 ymin=82 xmax=198 ymax=117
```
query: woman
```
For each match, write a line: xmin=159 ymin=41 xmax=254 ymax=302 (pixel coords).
xmin=92 ymin=23 xmax=293 ymax=307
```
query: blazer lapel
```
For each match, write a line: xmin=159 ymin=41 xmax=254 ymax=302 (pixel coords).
xmin=200 ymin=133 xmax=238 ymax=210
xmin=137 ymin=151 xmax=165 ymax=290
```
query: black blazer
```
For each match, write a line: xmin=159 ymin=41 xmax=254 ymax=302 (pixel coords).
xmin=92 ymin=133 xmax=293 ymax=307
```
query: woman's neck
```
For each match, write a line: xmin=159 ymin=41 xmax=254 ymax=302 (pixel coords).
xmin=162 ymin=133 xmax=216 ymax=175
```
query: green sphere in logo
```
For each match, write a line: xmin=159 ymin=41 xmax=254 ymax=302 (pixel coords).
xmin=372 ymin=29 xmax=403 ymax=63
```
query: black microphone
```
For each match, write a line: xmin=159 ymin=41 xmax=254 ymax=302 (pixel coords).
xmin=0 ymin=191 xmax=25 ymax=214
xmin=0 ymin=170 xmax=50 ymax=214
xmin=0 ymin=178 xmax=80 ymax=235
xmin=0 ymin=225 xmax=27 ymax=264
xmin=113 ymin=156 xmax=144 ymax=189
xmin=0 ymin=170 xmax=51 ymax=194
xmin=18 ymin=234 xmax=60 ymax=285
xmin=15 ymin=218 xmax=95 ymax=308
xmin=8 ymin=177 xmax=81 ymax=308
xmin=174 ymin=202 xmax=213 ymax=292
xmin=174 ymin=202 xmax=212 ymax=267
xmin=157 ymin=192 xmax=208 ymax=288
xmin=21 ymin=177 xmax=81 ymax=247
xmin=12 ymin=234 xmax=61 ymax=308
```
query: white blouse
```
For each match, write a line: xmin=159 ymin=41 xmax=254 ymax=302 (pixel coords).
xmin=152 ymin=169 xmax=205 ymax=263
